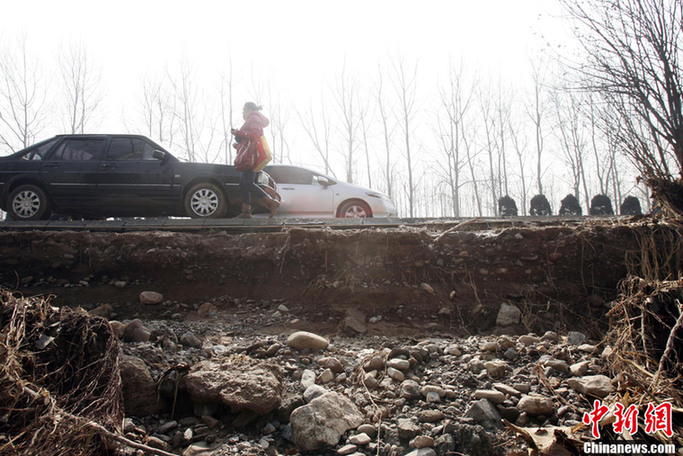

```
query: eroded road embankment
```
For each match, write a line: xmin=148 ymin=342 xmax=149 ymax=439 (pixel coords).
xmin=0 ymin=217 xmax=668 ymax=333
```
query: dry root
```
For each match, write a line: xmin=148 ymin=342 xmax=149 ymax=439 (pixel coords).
xmin=0 ymin=289 xmax=123 ymax=456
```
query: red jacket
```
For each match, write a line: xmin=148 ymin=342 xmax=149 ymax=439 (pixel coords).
xmin=234 ymin=111 xmax=269 ymax=141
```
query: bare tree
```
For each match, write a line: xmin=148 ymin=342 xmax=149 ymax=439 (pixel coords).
xmin=436 ymin=62 xmax=474 ymax=217
xmin=137 ymin=75 xmax=176 ymax=146
xmin=218 ymin=55 xmax=235 ymax=165
xmin=297 ymin=94 xmax=334 ymax=175
xmin=333 ymin=63 xmax=361 ymax=183
xmin=375 ymin=65 xmax=397 ymax=199
xmin=167 ymin=56 xmax=201 ymax=161
xmin=59 ymin=41 xmax=102 ymax=134
xmin=0 ymin=33 xmax=46 ymax=153
xmin=391 ymin=54 xmax=418 ymax=217
xmin=559 ymin=0 xmax=683 ymax=207
xmin=527 ymin=60 xmax=550 ymax=195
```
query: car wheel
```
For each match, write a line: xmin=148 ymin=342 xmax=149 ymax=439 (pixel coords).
xmin=184 ymin=183 xmax=228 ymax=218
xmin=8 ymin=184 xmax=51 ymax=220
xmin=337 ymin=200 xmax=372 ymax=218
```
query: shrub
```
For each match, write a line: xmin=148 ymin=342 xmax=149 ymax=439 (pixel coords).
xmin=620 ymin=196 xmax=643 ymax=215
xmin=559 ymin=194 xmax=583 ymax=216
xmin=590 ymin=194 xmax=615 ymax=215
xmin=498 ymin=195 xmax=518 ymax=216
xmin=529 ymin=194 xmax=552 ymax=216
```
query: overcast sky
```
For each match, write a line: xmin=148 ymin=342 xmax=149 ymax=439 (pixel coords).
xmin=1 ymin=0 xmax=566 ymax=133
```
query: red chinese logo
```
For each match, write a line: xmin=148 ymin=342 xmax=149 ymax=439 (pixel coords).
xmin=583 ymin=400 xmax=673 ymax=439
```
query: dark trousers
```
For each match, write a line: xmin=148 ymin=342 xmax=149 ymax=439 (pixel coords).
xmin=239 ymin=170 xmax=267 ymax=204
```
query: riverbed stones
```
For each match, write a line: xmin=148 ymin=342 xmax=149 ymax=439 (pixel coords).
xmin=290 ymin=392 xmax=364 ymax=451
xmin=517 ymin=395 xmax=555 ymax=416
xmin=182 ymin=358 xmax=283 ymax=415
xmin=287 ymin=331 xmax=329 ymax=350
xmin=567 ymin=375 xmax=614 ymax=398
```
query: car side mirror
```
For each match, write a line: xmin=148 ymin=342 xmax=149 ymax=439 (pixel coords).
xmin=316 ymin=176 xmax=335 ymax=187
xmin=152 ymin=150 xmax=167 ymax=162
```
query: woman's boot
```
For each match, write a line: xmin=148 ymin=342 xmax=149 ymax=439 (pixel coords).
xmin=235 ymin=203 xmax=252 ymax=218
xmin=261 ymin=196 xmax=280 ymax=218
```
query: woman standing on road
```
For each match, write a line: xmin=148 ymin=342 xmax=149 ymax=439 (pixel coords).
xmin=231 ymin=102 xmax=280 ymax=218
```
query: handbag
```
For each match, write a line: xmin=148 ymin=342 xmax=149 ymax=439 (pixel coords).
xmin=253 ymin=135 xmax=272 ymax=172
xmin=234 ymin=138 xmax=256 ymax=171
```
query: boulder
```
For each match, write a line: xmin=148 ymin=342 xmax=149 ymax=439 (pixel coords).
xmin=496 ymin=303 xmax=521 ymax=326
xmin=290 ymin=392 xmax=363 ymax=451
xmin=139 ymin=291 xmax=163 ymax=304
xmin=286 ymin=331 xmax=329 ymax=350
xmin=182 ymin=357 xmax=283 ymax=415
xmin=119 ymin=355 xmax=164 ymax=415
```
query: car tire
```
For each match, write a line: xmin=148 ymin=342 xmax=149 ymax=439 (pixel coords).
xmin=337 ymin=200 xmax=372 ymax=218
xmin=184 ymin=182 xmax=228 ymax=218
xmin=8 ymin=184 xmax=51 ymax=220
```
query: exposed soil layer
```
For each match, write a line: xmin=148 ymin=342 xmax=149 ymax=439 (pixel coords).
xmin=0 ymin=217 xmax=667 ymax=336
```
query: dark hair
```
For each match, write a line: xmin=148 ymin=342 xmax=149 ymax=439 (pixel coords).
xmin=244 ymin=102 xmax=262 ymax=111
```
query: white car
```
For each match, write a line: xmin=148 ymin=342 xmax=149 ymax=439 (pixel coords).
xmin=262 ymin=165 xmax=397 ymax=218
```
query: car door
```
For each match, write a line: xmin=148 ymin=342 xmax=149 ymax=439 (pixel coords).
xmin=39 ymin=137 xmax=104 ymax=211
xmin=266 ymin=166 xmax=335 ymax=217
xmin=97 ymin=136 xmax=175 ymax=215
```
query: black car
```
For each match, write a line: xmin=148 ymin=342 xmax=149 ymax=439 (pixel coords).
xmin=0 ymin=134 xmax=279 ymax=220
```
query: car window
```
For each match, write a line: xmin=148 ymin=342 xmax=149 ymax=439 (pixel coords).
xmin=268 ymin=167 xmax=314 ymax=185
xmin=50 ymin=138 xmax=104 ymax=161
xmin=106 ymin=137 xmax=157 ymax=161
xmin=18 ymin=138 xmax=59 ymax=161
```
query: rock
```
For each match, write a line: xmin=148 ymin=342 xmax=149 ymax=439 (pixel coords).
xmin=400 ymin=380 xmax=422 ymax=400
xmin=349 ymin=433 xmax=371 ymax=445
xmin=419 ymin=410 xmax=445 ymax=423
xmin=182 ymin=358 xmax=283 ymax=415
xmin=318 ymin=356 xmax=344 ymax=373
xmin=119 ymin=355 xmax=164 ymax=415
xmin=287 ymin=331 xmax=329 ymax=350
xmin=570 ymin=360 xmax=591 ymax=376
xmin=411 ymin=435 xmax=435 ymax=448
xmin=567 ymin=331 xmax=587 ymax=345
xmin=496 ymin=303 xmax=521 ymax=326
xmin=567 ymin=375 xmax=614 ymax=398
xmin=122 ymin=319 xmax=150 ymax=342
xmin=387 ymin=367 xmax=405 ymax=381
xmin=493 ymin=383 xmax=521 ymax=396
xmin=317 ymin=368 xmax=335 ymax=384
xmin=484 ymin=360 xmax=508 ymax=378
xmin=109 ymin=320 xmax=124 ymax=339
xmin=420 ymin=283 xmax=435 ymax=294
xmin=464 ymin=399 xmax=502 ymax=429
xmin=139 ymin=291 xmax=163 ymax=304
xmin=541 ymin=331 xmax=559 ymax=343
xmin=473 ymin=389 xmax=505 ymax=404
xmin=544 ymin=359 xmax=569 ymax=374
xmin=197 ymin=302 xmax=217 ymax=317
xmin=518 ymin=334 xmax=540 ymax=346
xmin=303 ymin=384 xmax=327 ymax=402
xmin=343 ymin=309 xmax=367 ymax=335
xmin=337 ymin=444 xmax=358 ymax=455
xmin=387 ymin=358 xmax=411 ymax=371
xmin=89 ymin=303 xmax=113 ymax=318
xmin=357 ymin=424 xmax=377 ymax=437
xmin=518 ymin=395 xmax=555 ymax=416
xmin=180 ymin=331 xmax=203 ymax=348
xmin=290 ymin=392 xmax=364 ymax=451
xmin=397 ymin=418 xmax=420 ymax=439
xmin=301 ymin=369 xmax=316 ymax=388
xmin=405 ymin=449 xmax=437 ymax=456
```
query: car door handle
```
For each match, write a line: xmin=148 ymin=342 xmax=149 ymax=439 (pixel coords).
xmin=281 ymin=187 xmax=295 ymax=190
xmin=43 ymin=163 xmax=61 ymax=169
xmin=100 ymin=163 xmax=117 ymax=169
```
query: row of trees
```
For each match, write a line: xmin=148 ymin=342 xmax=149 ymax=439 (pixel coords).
xmin=499 ymin=193 xmax=643 ymax=217
xmin=3 ymin=0 xmax=679 ymax=218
